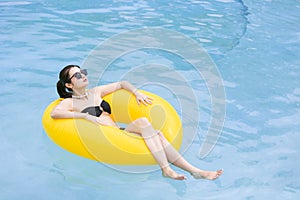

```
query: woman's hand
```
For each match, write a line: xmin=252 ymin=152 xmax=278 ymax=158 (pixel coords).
xmin=134 ymin=91 xmax=153 ymax=105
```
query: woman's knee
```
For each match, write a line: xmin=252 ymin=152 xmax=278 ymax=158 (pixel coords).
xmin=133 ymin=117 xmax=151 ymax=128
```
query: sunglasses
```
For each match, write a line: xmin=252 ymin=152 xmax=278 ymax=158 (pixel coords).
xmin=69 ymin=69 xmax=88 ymax=81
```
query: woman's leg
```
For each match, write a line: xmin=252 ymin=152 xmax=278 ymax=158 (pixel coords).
xmin=125 ymin=117 xmax=186 ymax=180
xmin=157 ymin=131 xmax=223 ymax=180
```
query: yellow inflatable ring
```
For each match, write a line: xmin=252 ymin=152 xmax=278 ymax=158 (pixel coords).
xmin=42 ymin=89 xmax=182 ymax=165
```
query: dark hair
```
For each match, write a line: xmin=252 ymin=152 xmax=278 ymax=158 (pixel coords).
xmin=56 ymin=65 xmax=80 ymax=98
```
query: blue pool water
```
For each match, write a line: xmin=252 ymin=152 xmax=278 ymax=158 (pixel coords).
xmin=1 ymin=0 xmax=299 ymax=199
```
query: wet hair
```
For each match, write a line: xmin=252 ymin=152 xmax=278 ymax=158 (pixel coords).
xmin=56 ymin=65 xmax=80 ymax=98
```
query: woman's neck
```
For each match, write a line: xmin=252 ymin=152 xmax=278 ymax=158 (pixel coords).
xmin=72 ymin=88 xmax=88 ymax=99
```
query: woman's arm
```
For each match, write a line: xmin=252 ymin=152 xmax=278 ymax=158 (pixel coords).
xmin=50 ymin=99 xmax=87 ymax=119
xmin=51 ymin=99 xmax=103 ymax=124
xmin=97 ymin=81 xmax=137 ymax=97
xmin=98 ymin=81 xmax=153 ymax=105
xmin=120 ymin=80 xmax=139 ymax=95
xmin=51 ymin=108 xmax=88 ymax=119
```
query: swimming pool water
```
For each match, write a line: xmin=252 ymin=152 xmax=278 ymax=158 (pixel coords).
xmin=1 ymin=0 xmax=299 ymax=199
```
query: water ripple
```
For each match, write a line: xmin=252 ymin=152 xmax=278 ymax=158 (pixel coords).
xmin=1 ymin=0 xmax=249 ymax=57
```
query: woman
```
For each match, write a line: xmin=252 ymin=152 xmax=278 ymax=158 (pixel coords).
xmin=51 ymin=65 xmax=223 ymax=181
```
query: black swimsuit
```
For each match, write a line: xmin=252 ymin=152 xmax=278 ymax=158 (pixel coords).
xmin=81 ymin=100 xmax=111 ymax=117
xmin=81 ymin=100 xmax=125 ymax=130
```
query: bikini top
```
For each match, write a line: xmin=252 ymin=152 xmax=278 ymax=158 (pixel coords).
xmin=81 ymin=100 xmax=111 ymax=117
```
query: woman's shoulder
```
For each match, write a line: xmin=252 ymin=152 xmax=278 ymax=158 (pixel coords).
xmin=59 ymin=98 xmax=73 ymax=105
xmin=88 ymin=86 xmax=102 ymax=96
xmin=52 ymin=98 xmax=73 ymax=111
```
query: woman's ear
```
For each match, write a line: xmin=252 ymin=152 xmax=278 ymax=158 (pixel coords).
xmin=65 ymin=82 xmax=73 ymax=90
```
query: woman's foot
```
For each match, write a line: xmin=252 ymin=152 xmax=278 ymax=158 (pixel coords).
xmin=191 ymin=169 xmax=223 ymax=180
xmin=162 ymin=167 xmax=187 ymax=180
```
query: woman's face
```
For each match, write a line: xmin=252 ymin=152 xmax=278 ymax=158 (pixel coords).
xmin=68 ymin=67 xmax=89 ymax=89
